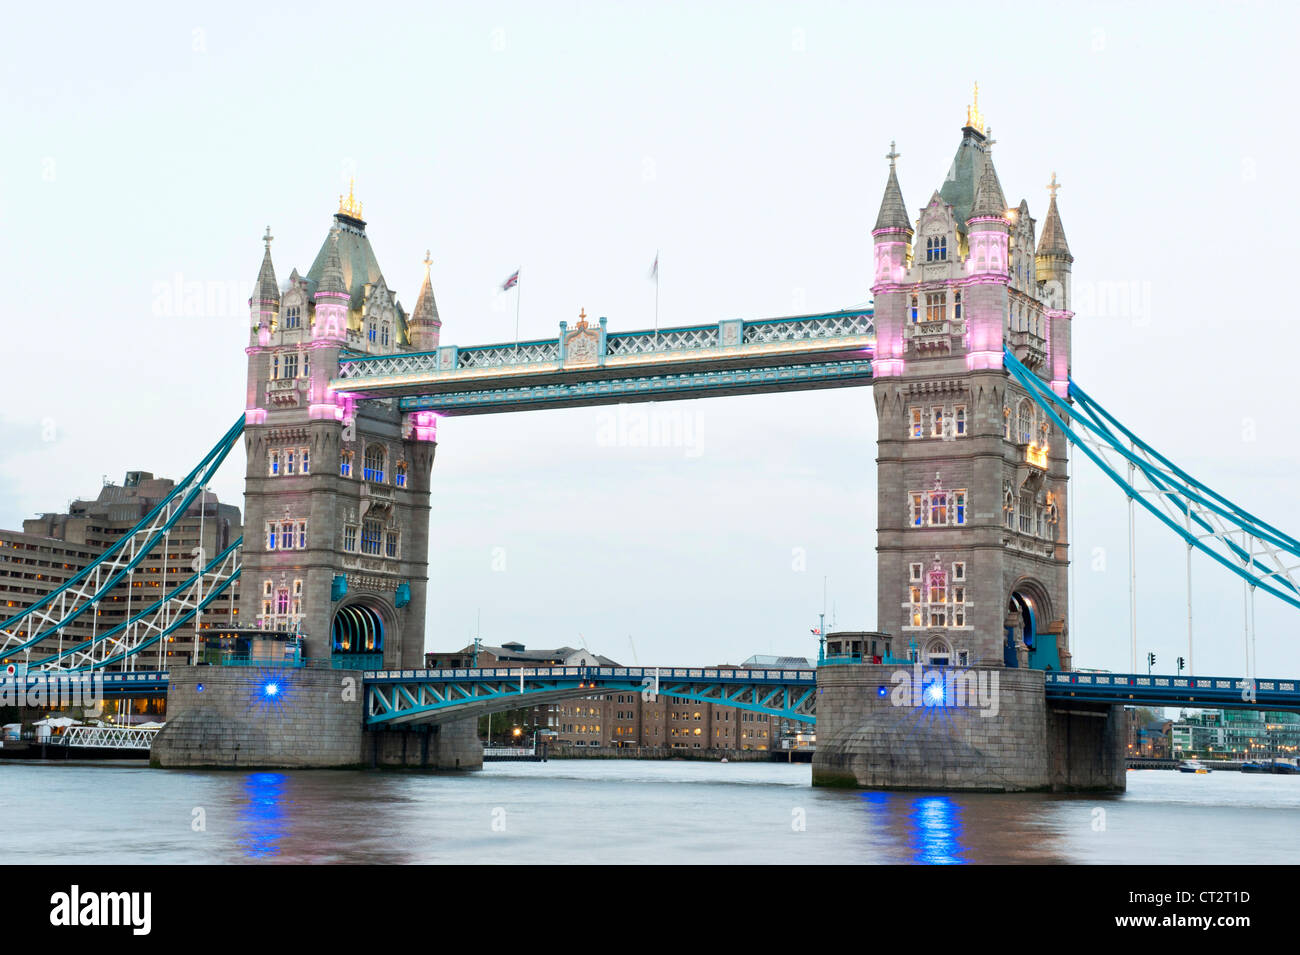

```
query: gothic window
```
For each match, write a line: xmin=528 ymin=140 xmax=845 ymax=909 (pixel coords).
xmin=368 ymin=323 xmax=377 ymax=343
xmin=925 ymin=292 xmax=946 ymax=322
xmin=926 ymin=638 xmax=950 ymax=666
xmin=280 ymin=521 xmax=294 ymax=549
xmin=910 ymin=562 xmax=923 ymax=582
xmin=929 ymin=492 xmax=948 ymax=526
xmin=268 ymin=451 xmax=280 ymax=477
xmin=363 ymin=444 xmax=385 ymax=483
xmin=340 ymin=450 xmax=353 ymax=478
xmin=361 ymin=520 xmax=383 ymax=556
xmin=954 ymin=405 xmax=967 ymax=436
xmin=301 ymin=448 xmax=310 ymax=474
xmin=271 ymin=355 xmax=279 ymax=379
xmin=954 ymin=491 xmax=967 ymax=525
xmin=931 ymin=407 xmax=945 ymax=438
xmin=266 ymin=523 xmax=277 ymax=551
xmin=909 ymin=408 xmax=923 ymax=439
xmin=954 ymin=291 xmax=962 ymax=320
xmin=283 ymin=353 xmax=298 ymax=379
xmin=1017 ymin=399 xmax=1034 ymax=445
xmin=909 ymin=586 xmax=923 ymax=627
xmin=1019 ymin=493 xmax=1034 ymax=534
xmin=297 ymin=521 xmax=307 ymax=549
xmin=1003 ymin=487 xmax=1015 ymax=529
xmin=395 ymin=462 xmax=407 ymax=488
xmin=385 ymin=531 xmax=399 ymax=558
xmin=263 ymin=580 xmax=273 ymax=598
xmin=910 ymin=295 xmax=919 ymax=323
xmin=284 ymin=305 xmax=301 ymax=330
xmin=911 ymin=493 xmax=924 ymax=527
xmin=381 ymin=324 xmax=390 ymax=347
xmin=342 ymin=525 xmax=357 ymax=552
xmin=276 ymin=588 xmax=290 ymax=616
xmin=304 ymin=355 xmax=311 ymax=378
xmin=285 ymin=450 xmax=296 ymax=475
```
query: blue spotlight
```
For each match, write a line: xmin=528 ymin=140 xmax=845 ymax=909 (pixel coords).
xmin=876 ymin=686 xmax=888 ymax=698
xmin=195 ymin=683 xmax=205 ymax=693
xmin=264 ymin=681 xmax=280 ymax=698
xmin=924 ymin=681 xmax=945 ymax=706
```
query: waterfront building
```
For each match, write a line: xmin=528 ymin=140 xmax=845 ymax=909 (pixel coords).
xmin=1170 ymin=709 xmax=1300 ymax=759
xmin=0 ymin=471 xmax=242 ymax=673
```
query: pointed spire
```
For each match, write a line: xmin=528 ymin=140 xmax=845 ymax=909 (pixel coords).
xmin=1037 ymin=172 xmax=1072 ymax=257
xmin=968 ymin=129 xmax=1008 ymax=221
xmin=316 ymin=228 xmax=348 ymax=297
xmin=411 ymin=250 xmax=441 ymax=324
xmin=873 ymin=141 xmax=912 ymax=233
xmin=251 ymin=225 xmax=280 ymax=307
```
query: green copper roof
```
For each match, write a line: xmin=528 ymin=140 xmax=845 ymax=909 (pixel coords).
xmin=304 ymin=213 xmax=409 ymax=343
xmin=938 ymin=127 xmax=990 ymax=230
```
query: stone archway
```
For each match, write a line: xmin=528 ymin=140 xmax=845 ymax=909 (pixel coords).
xmin=331 ymin=600 xmax=393 ymax=666
xmin=1005 ymin=578 xmax=1059 ymax=671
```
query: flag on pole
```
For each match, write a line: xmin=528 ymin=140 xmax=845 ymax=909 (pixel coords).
xmin=501 ymin=269 xmax=519 ymax=291
xmin=810 ymin=628 xmax=821 ymax=636
xmin=648 ymin=252 xmax=658 ymax=280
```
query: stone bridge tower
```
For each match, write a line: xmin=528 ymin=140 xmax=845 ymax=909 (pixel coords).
xmin=239 ymin=186 xmax=441 ymax=669
xmin=871 ymin=99 xmax=1075 ymax=673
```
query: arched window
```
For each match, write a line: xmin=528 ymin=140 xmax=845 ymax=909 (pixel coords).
xmin=926 ymin=638 xmax=951 ymax=666
xmin=363 ymin=444 xmax=385 ymax=483
xmin=910 ymin=295 xmax=919 ymax=323
xmin=276 ymin=588 xmax=290 ymax=615
xmin=368 ymin=323 xmax=377 ymax=343
xmin=1017 ymin=399 xmax=1034 ymax=445
xmin=395 ymin=462 xmax=407 ymax=488
xmin=285 ymin=305 xmax=301 ymax=330
xmin=271 ymin=355 xmax=279 ymax=379
xmin=954 ymin=290 xmax=962 ymax=320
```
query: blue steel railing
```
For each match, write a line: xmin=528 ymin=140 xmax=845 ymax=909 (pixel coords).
xmin=333 ymin=653 xmax=383 ymax=670
xmin=1045 ymin=671 xmax=1300 ymax=711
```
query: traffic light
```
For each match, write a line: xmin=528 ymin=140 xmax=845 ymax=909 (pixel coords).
xmin=1177 ymin=656 xmax=1186 ymax=673
xmin=1147 ymin=651 xmax=1156 ymax=673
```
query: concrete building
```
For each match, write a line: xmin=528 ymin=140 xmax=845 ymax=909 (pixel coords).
xmin=0 ymin=471 xmax=241 ymax=672
xmin=1171 ymin=709 xmax=1300 ymax=760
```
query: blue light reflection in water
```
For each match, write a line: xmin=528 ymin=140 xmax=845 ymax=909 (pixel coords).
xmin=237 ymin=771 xmax=288 ymax=860
xmin=907 ymin=795 xmax=965 ymax=864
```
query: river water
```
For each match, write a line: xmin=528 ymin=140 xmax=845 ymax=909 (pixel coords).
xmin=0 ymin=761 xmax=1295 ymax=864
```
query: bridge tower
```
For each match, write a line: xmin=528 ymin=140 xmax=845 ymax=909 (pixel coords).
xmin=813 ymin=96 xmax=1122 ymax=792
xmin=871 ymin=103 xmax=1074 ymax=674
xmin=238 ymin=188 xmax=438 ymax=669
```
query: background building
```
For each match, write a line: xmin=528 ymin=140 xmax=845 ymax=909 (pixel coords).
xmin=1 ymin=471 xmax=241 ymax=673
xmin=1171 ymin=709 xmax=1300 ymax=760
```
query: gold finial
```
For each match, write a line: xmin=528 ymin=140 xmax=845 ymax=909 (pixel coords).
xmin=338 ymin=177 xmax=363 ymax=219
xmin=1046 ymin=171 xmax=1061 ymax=201
xmin=263 ymin=225 xmax=273 ymax=250
xmin=966 ymin=82 xmax=985 ymax=134
xmin=576 ymin=307 xmax=588 ymax=329
xmin=886 ymin=140 xmax=900 ymax=168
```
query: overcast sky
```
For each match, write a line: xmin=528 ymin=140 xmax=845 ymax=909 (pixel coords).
xmin=3 ymin=1 xmax=1297 ymax=677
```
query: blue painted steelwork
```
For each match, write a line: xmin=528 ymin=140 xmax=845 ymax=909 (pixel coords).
xmin=398 ymin=359 xmax=874 ymax=415
xmin=0 ymin=670 xmax=171 ymax=698
xmin=25 ymin=539 xmax=242 ymax=671
xmin=1045 ymin=671 xmax=1300 ymax=713
xmin=363 ymin=665 xmax=817 ymax=726
xmin=0 ymin=417 xmax=246 ymax=659
xmin=1003 ymin=349 xmax=1300 ymax=610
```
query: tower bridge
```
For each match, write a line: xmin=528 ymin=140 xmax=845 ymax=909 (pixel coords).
xmin=3 ymin=103 xmax=1298 ymax=789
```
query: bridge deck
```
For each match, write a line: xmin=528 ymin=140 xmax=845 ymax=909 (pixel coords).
xmin=332 ymin=309 xmax=874 ymax=414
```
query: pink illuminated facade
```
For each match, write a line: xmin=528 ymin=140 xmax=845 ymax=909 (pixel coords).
xmin=240 ymin=197 xmax=440 ymax=667
xmin=871 ymin=107 xmax=1075 ymax=671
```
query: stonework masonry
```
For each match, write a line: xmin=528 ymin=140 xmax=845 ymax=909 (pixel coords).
xmin=812 ymin=664 xmax=1124 ymax=791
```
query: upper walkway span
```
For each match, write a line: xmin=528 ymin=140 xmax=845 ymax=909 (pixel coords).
xmin=331 ymin=308 xmax=875 ymax=415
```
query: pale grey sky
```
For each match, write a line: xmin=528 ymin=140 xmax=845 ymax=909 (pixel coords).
xmin=2 ymin=1 xmax=1297 ymax=676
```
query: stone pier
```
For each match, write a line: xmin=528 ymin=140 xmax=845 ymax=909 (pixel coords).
xmin=151 ymin=665 xmax=481 ymax=770
xmin=812 ymin=663 xmax=1125 ymax=792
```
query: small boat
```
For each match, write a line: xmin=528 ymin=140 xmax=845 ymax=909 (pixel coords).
xmin=1241 ymin=760 xmax=1269 ymax=773
xmin=720 ymin=757 xmax=728 ymax=763
xmin=1177 ymin=759 xmax=1211 ymax=774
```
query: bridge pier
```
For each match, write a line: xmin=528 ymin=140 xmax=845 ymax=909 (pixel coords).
xmin=151 ymin=665 xmax=481 ymax=771
xmin=812 ymin=664 xmax=1125 ymax=792
xmin=369 ymin=720 xmax=482 ymax=770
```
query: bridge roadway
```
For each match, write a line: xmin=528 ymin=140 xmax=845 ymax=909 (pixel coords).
xmin=2 ymin=667 xmax=1295 ymax=725
xmin=331 ymin=308 xmax=876 ymax=415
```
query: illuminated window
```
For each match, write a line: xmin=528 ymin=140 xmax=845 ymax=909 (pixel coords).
xmin=381 ymin=324 xmax=390 ymax=347
xmin=909 ymin=407 xmax=923 ymax=439
xmin=340 ymin=450 xmax=353 ymax=478
xmin=395 ymin=463 xmax=407 ymax=488
xmin=268 ymin=451 xmax=280 ymax=477
xmin=284 ymin=305 xmax=301 ymax=330
xmin=285 ymin=450 xmax=296 ymax=475
xmin=368 ymin=323 xmax=377 ymax=343
xmin=931 ymin=407 xmax=945 ymax=438
xmin=301 ymin=448 xmax=310 ymax=474
xmin=929 ymin=492 xmax=948 ymax=526
xmin=280 ymin=522 xmax=294 ymax=550
xmin=954 ymin=491 xmax=967 ymax=525
xmin=297 ymin=521 xmax=307 ymax=549
xmin=282 ymin=353 xmax=298 ymax=379
xmin=911 ymin=493 xmax=924 ymax=527
xmin=910 ymin=295 xmax=919 ymax=323
xmin=954 ymin=405 xmax=967 ymax=436
xmin=361 ymin=520 xmax=383 ymax=556
xmin=925 ymin=292 xmax=946 ymax=322
xmin=363 ymin=444 xmax=385 ymax=483
xmin=1017 ymin=399 xmax=1034 ymax=445
xmin=954 ymin=291 xmax=962 ymax=320
xmin=266 ymin=523 xmax=277 ymax=550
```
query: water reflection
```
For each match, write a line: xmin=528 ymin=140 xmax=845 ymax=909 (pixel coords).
xmin=236 ymin=771 xmax=287 ymax=860
xmin=907 ymin=796 xmax=964 ymax=864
